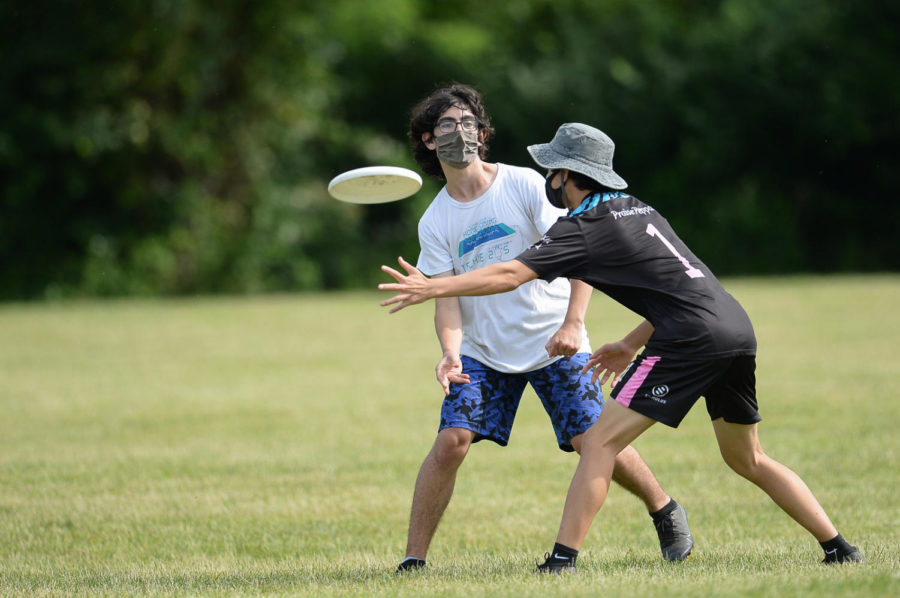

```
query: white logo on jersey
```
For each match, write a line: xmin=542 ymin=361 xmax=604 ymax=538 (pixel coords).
xmin=531 ymin=234 xmax=553 ymax=250
xmin=610 ymin=206 xmax=655 ymax=220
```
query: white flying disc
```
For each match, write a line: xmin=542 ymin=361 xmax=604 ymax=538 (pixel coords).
xmin=327 ymin=166 xmax=423 ymax=204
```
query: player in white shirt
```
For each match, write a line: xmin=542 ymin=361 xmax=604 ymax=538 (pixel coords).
xmin=395 ymin=85 xmax=693 ymax=572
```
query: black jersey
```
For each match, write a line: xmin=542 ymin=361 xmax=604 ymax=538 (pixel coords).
xmin=517 ymin=192 xmax=756 ymax=359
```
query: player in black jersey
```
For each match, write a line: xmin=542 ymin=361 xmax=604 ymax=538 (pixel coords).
xmin=379 ymin=123 xmax=862 ymax=570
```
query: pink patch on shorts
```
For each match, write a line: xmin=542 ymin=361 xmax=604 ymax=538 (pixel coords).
xmin=616 ymin=356 xmax=661 ymax=408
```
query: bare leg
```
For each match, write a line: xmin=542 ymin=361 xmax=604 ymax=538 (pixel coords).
xmin=404 ymin=427 xmax=474 ymax=559
xmin=713 ymin=419 xmax=838 ymax=541
xmin=557 ymin=402 xmax=657 ymax=549
xmin=612 ymin=445 xmax=670 ymax=513
xmin=571 ymin=433 xmax=668 ymax=513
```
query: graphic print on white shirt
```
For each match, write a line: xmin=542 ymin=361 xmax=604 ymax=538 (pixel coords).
xmin=457 ymin=216 xmax=516 ymax=272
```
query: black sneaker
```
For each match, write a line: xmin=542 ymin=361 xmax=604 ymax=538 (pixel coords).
xmin=654 ymin=501 xmax=694 ymax=561
xmin=395 ymin=558 xmax=426 ymax=573
xmin=822 ymin=546 xmax=864 ymax=564
xmin=536 ymin=552 xmax=576 ymax=574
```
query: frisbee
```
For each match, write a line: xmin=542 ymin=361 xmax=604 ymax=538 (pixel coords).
xmin=327 ymin=166 xmax=423 ymax=204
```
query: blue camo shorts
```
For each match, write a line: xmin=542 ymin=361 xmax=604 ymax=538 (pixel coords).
xmin=439 ymin=353 xmax=604 ymax=452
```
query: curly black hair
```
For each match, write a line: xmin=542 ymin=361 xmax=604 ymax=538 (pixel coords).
xmin=408 ymin=83 xmax=495 ymax=180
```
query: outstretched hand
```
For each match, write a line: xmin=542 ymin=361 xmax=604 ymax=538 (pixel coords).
xmin=436 ymin=353 xmax=470 ymax=395
xmin=378 ymin=256 xmax=435 ymax=314
xmin=581 ymin=341 xmax=638 ymax=386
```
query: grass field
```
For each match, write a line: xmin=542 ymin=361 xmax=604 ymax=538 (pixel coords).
xmin=1 ymin=275 xmax=898 ymax=596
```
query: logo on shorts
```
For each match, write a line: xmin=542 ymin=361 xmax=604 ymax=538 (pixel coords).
xmin=651 ymin=385 xmax=669 ymax=398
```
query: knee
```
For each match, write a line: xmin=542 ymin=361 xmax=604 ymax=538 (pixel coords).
xmin=430 ymin=429 xmax=472 ymax=468
xmin=576 ymin=423 xmax=630 ymax=458
xmin=720 ymin=446 xmax=766 ymax=480
xmin=570 ymin=433 xmax=583 ymax=454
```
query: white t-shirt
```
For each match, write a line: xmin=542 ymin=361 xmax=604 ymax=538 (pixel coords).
xmin=416 ymin=163 xmax=591 ymax=373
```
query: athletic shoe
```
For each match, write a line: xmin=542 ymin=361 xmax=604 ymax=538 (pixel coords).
xmin=654 ymin=501 xmax=694 ymax=561
xmin=822 ymin=546 xmax=864 ymax=564
xmin=536 ymin=552 xmax=576 ymax=574
xmin=395 ymin=557 xmax=426 ymax=573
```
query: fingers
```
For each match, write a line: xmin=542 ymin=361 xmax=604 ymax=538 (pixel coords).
xmin=438 ymin=368 xmax=453 ymax=395
xmin=545 ymin=340 xmax=557 ymax=357
xmin=377 ymin=295 xmax=412 ymax=313
xmin=581 ymin=356 xmax=602 ymax=375
xmin=379 ymin=256 xmax=418 ymax=284
xmin=546 ymin=339 xmax=578 ymax=358
xmin=388 ymin=301 xmax=410 ymax=314
xmin=380 ymin=293 xmax=402 ymax=306
xmin=397 ymin=255 xmax=417 ymax=274
xmin=380 ymin=294 xmax=415 ymax=313
xmin=379 ymin=257 xmax=427 ymax=314
xmin=379 ymin=264 xmax=404 ymax=283
xmin=383 ymin=256 xmax=417 ymax=276
xmin=583 ymin=357 xmax=612 ymax=385
xmin=585 ymin=363 xmax=619 ymax=387
xmin=439 ymin=372 xmax=469 ymax=395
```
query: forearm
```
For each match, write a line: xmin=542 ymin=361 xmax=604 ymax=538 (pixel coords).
xmin=434 ymin=297 xmax=463 ymax=355
xmin=379 ymin=256 xmax=540 ymax=314
xmin=622 ymin=320 xmax=655 ymax=351
xmin=430 ymin=260 xmax=537 ymax=298
xmin=562 ymin=279 xmax=592 ymax=328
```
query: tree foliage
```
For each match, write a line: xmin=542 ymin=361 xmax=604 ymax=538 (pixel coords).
xmin=1 ymin=0 xmax=896 ymax=299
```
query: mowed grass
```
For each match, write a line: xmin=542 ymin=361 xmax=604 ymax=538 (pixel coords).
xmin=0 ymin=275 xmax=898 ymax=597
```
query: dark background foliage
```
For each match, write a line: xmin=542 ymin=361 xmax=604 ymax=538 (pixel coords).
xmin=1 ymin=0 xmax=897 ymax=299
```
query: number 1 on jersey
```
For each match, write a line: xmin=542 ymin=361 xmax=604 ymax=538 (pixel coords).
xmin=645 ymin=223 xmax=705 ymax=279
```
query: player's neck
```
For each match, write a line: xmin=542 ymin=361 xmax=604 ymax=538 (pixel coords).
xmin=443 ymin=161 xmax=499 ymax=203
xmin=565 ymin=188 xmax=591 ymax=212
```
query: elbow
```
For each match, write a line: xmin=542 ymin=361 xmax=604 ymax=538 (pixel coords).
xmin=497 ymin=265 xmax=532 ymax=293
xmin=499 ymin=272 xmax=522 ymax=292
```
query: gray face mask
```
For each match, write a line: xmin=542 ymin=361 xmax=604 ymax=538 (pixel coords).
xmin=435 ymin=129 xmax=479 ymax=169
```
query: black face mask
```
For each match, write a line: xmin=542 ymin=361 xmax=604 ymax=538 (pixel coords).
xmin=545 ymin=170 xmax=567 ymax=209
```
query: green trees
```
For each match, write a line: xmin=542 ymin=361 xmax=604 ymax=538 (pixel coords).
xmin=1 ymin=0 xmax=896 ymax=299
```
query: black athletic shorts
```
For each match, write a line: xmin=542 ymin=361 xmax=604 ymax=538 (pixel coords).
xmin=610 ymin=352 xmax=762 ymax=428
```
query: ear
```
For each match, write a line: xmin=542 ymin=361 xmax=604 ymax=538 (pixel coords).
xmin=422 ymin=132 xmax=437 ymax=150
